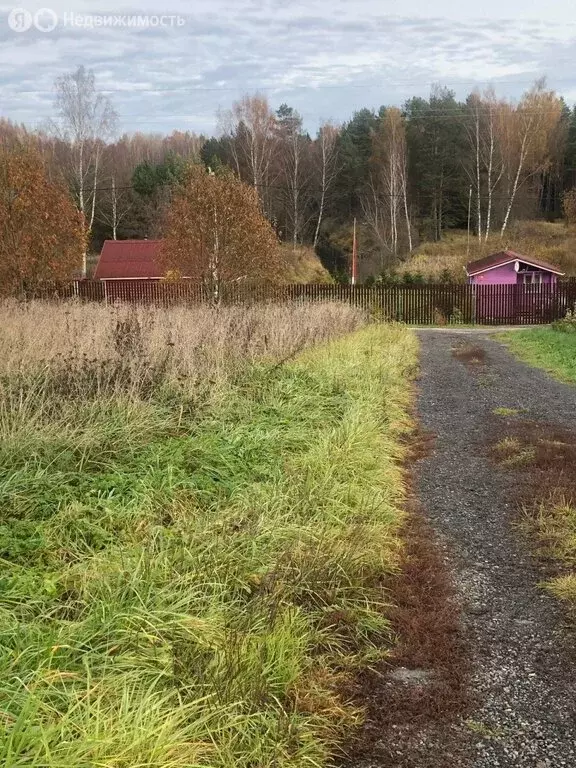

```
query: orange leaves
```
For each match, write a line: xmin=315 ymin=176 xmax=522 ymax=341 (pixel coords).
xmin=160 ymin=165 xmax=282 ymax=285
xmin=0 ymin=145 xmax=85 ymax=293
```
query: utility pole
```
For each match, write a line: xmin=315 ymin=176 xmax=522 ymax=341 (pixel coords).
xmin=351 ymin=217 xmax=358 ymax=286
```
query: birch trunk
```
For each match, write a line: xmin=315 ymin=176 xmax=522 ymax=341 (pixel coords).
xmin=211 ymin=202 xmax=220 ymax=305
xmin=475 ymin=108 xmax=482 ymax=242
xmin=485 ymin=112 xmax=495 ymax=241
xmin=111 ymin=176 xmax=117 ymax=240
xmin=292 ymin=132 xmax=299 ymax=253
xmin=500 ymin=129 xmax=530 ymax=237
xmin=401 ymin=170 xmax=412 ymax=252
xmin=313 ymin=146 xmax=327 ymax=249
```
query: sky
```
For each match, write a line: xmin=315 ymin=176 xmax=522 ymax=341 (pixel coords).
xmin=1 ymin=0 xmax=576 ymax=136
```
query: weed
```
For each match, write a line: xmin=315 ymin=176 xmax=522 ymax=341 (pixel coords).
xmin=493 ymin=436 xmax=536 ymax=466
xmin=493 ymin=407 xmax=521 ymax=417
xmin=490 ymin=420 xmax=576 ymax=611
xmin=466 ymin=719 xmax=506 ymax=739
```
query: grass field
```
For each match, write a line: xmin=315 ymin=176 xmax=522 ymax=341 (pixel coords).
xmin=0 ymin=301 xmax=416 ymax=766
xmin=500 ymin=328 xmax=576 ymax=384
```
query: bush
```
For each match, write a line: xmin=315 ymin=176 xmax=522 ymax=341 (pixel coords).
xmin=439 ymin=268 xmax=454 ymax=284
xmin=552 ymin=303 xmax=576 ymax=333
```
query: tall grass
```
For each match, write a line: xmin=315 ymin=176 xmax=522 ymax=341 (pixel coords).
xmin=0 ymin=300 xmax=364 ymax=380
xmin=0 ymin=301 xmax=417 ymax=766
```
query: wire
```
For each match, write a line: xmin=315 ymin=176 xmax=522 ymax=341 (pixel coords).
xmin=76 ymin=179 xmax=565 ymax=203
xmin=6 ymin=75 xmax=576 ymax=95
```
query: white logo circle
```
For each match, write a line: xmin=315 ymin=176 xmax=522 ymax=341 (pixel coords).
xmin=34 ymin=8 xmax=57 ymax=32
xmin=8 ymin=7 xmax=33 ymax=32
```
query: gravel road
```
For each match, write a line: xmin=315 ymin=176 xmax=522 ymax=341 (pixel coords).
xmin=413 ymin=330 xmax=576 ymax=767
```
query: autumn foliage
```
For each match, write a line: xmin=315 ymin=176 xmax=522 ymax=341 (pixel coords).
xmin=0 ymin=146 xmax=85 ymax=293
xmin=160 ymin=165 xmax=282 ymax=291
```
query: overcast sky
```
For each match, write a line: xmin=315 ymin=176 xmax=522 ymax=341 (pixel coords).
xmin=1 ymin=0 xmax=576 ymax=136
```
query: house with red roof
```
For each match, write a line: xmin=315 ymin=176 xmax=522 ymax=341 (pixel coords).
xmin=93 ymin=239 xmax=165 ymax=280
xmin=466 ymin=250 xmax=564 ymax=285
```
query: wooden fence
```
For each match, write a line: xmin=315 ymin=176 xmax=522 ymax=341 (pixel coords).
xmin=21 ymin=280 xmax=576 ymax=325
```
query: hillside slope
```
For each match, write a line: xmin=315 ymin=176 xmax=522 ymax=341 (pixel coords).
xmin=404 ymin=222 xmax=576 ymax=281
xmin=280 ymin=243 xmax=334 ymax=283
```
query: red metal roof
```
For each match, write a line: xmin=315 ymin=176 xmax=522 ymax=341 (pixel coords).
xmin=466 ymin=250 xmax=564 ymax=277
xmin=93 ymin=240 xmax=164 ymax=279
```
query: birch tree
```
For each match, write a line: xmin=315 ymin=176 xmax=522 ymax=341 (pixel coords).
xmin=465 ymin=92 xmax=483 ymax=242
xmin=482 ymin=88 xmax=504 ymax=240
xmin=499 ymin=80 xmax=563 ymax=237
xmin=313 ymin=121 xmax=340 ymax=248
xmin=218 ymin=94 xmax=277 ymax=214
xmin=160 ymin=166 xmax=282 ymax=303
xmin=363 ymin=107 xmax=412 ymax=265
xmin=50 ymin=66 xmax=118 ymax=276
xmin=276 ymin=104 xmax=307 ymax=251
xmin=97 ymin=176 xmax=134 ymax=240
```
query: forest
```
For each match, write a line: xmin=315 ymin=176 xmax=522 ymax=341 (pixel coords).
xmin=2 ymin=68 xmax=576 ymax=281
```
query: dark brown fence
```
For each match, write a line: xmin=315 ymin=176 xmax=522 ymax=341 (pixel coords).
xmin=21 ymin=280 xmax=576 ymax=326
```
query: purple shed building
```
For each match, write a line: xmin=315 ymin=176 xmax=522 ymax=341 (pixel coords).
xmin=466 ymin=250 xmax=564 ymax=285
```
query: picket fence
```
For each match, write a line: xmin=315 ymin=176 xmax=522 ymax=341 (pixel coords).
xmin=22 ymin=280 xmax=576 ymax=325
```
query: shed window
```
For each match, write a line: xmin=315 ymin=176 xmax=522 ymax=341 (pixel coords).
xmin=521 ymin=271 xmax=543 ymax=286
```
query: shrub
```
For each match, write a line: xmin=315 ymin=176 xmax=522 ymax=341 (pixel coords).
xmin=552 ymin=303 xmax=576 ymax=333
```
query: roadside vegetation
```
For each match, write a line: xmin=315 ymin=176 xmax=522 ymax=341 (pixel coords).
xmin=0 ymin=301 xmax=416 ymax=766
xmin=500 ymin=317 xmax=576 ymax=384
xmin=494 ymin=317 xmax=576 ymax=608
xmin=492 ymin=420 xmax=576 ymax=613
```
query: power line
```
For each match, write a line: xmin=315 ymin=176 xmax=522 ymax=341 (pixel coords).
xmin=37 ymin=108 xmax=573 ymax=123
xmin=80 ymin=179 xmax=567 ymax=203
xmin=6 ymin=75 xmax=576 ymax=96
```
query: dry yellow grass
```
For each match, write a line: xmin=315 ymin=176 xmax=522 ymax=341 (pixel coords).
xmin=279 ymin=243 xmax=334 ymax=283
xmin=404 ymin=221 xmax=576 ymax=281
xmin=0 ymin=300 xmax=364 ymax=386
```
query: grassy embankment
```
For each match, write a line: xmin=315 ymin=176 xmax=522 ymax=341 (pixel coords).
xmin=494 ymin=322 xmax=576 ymax=613
xmin=405 ymin=221 xmax=576 ymax=281
xmin=0 ymin=301 xmax=416 ymax=766
xmin=500 ymin=327 xmax=576 ymax=384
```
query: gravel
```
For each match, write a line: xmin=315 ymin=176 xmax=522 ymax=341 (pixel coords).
xmin=413 ymin=330 xmax=576 ymax=767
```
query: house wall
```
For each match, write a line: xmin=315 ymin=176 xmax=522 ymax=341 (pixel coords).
xmin=537 ymin=272 xmax=557 ymax=285
xmin=470 ymin=264 xmax=559 ymax=285
xmin=470 ymin=263 xmax=517 ymax=285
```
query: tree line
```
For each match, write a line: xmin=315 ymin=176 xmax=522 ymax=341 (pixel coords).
xmin=2 ymin=67 xmax=576 ymax=283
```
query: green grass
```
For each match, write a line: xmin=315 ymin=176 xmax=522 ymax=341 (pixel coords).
xmin=493 ymin=407 xmax=521 ymax=417
xmin=500 ymin=328 xmax=576 ymax=384
xmin=0 ymin=323 xmax=416 ymax=766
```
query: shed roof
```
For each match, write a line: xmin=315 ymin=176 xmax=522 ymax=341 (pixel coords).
xmin=93 ymin=239 xmax=164 ymax=280
xmin=466 ymin=250 xmax=564 ymax=277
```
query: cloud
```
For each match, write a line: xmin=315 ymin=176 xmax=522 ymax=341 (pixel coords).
xmin=0 ymin=1 xmax=575 ymax=134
